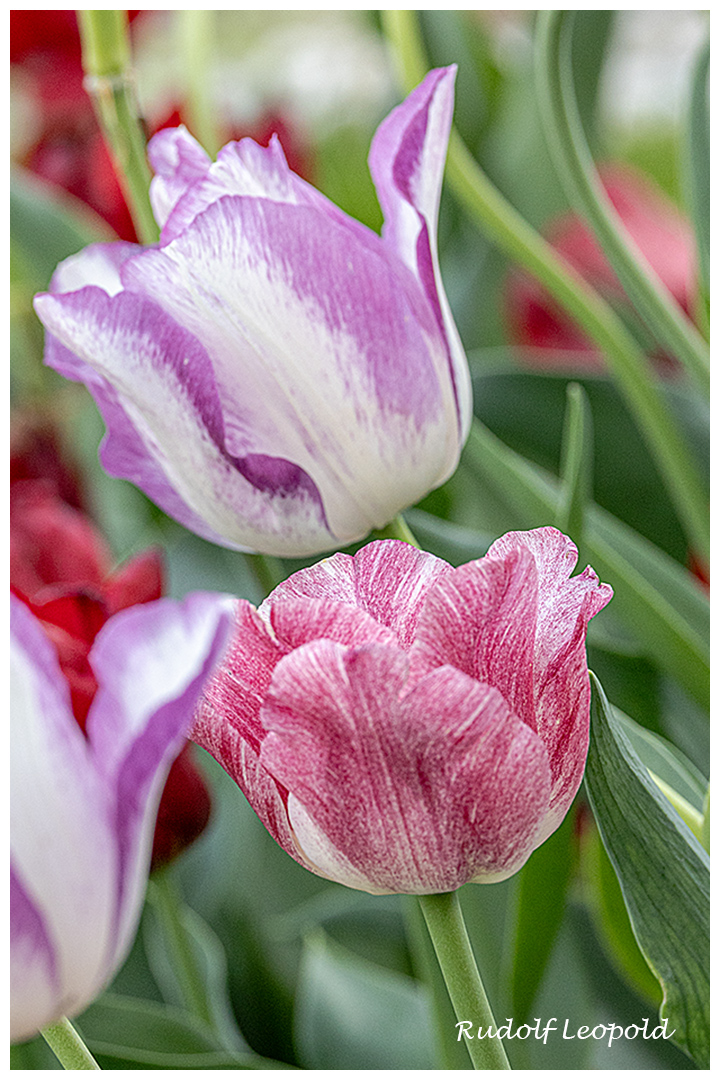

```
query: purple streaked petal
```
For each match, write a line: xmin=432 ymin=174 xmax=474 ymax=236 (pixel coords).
xmin=260 ymin=641 xmax=551 ymax=893
xmin=11 ymin=597 xmax=117 ymax=1039
xmin=10 ymin=864 xmax=59 ymax=1043
xmin=265 ymin=539 xmax=452 ymax=649
xmin=369 ymin=66 xmax=472 ymax=440
xmin=86 ymin=592 xmax=232 ymax=960
xmin=49 ymin=241 xmax=141 ymax=297
xmin=122 ymin=195 xmax=460 ymax=540
xmin=148 ymin=125 xmax=212 ymax=231
xmin=34 ymin=285 xmax=335 ymax=555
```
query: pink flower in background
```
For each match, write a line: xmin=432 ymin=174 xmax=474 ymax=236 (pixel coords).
xmin=192 ymin=529 xmax=612 ymax=895
xmin=10 ymin=591 xmax=230 ymax=1043
xmin=33 ymin=67 xmax=471 ymax=556
xmin=504 ymin=164 xmax=697 ymax=371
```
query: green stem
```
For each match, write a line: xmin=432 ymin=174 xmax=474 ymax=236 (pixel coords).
xmin=535 ymin=11 xmax=709 ymax=397
xmin=78 ymin=10 xmax=159 ymax=244
xmin=373 ymin=513 xmax=421 ymax=547
xmin=179 ymin=10 xmax=221 ymax=157
xmin=147 ymin=872 xmax=214 ymax=1029
xmin=41 ymin=1017 xmax=100 ymax=1070
xmin=418 ymin=893 xmax=511 ymax=1070
xmin=381 ymin=10 xmax=709 ymax=568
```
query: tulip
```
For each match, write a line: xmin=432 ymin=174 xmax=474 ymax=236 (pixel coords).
xmin=10 ymin=591 xmax=230 ymax=1043
xmin=192 ymin=528 xmax=612 ymax=895
xmin=504 ymin=164 xmax=697 ymax=371
xmin=33 ymin=66 xmax=472 ymax=557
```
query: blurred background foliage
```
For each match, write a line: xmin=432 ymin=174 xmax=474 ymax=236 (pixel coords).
xmin=11 ymin=9 xmax=707 ymax=1070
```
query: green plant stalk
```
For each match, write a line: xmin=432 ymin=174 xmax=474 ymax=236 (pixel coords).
xmin=418 ymin=893 xmax=511 ymax=1070
xmin=381 ymin=10 xmax=709 ymax=568
xmin=41 ymin=1017 xmax=100 ymax=1070
xmin=78 ymin=10 xmax=159 ymax=245
xmin=147 ymin=872 xmax=214 ymax=1030
xmin=374 ymin=512 xmax=421 ymax=547
xmin=535 ymin=11 xmax=709 ymax=396
xmin=179 ymin=10 xmax=220 ymax=157
xmin=556 ymin=382 xmax=593 ymax=542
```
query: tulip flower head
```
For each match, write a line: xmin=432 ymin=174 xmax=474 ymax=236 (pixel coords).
xmin=192 ymin=529 xmax=612 ymax=895
xmin=10 ymin=592 xmax=230 ymax=1043
xmin=33 ymin=67 xmax=471 ymax=557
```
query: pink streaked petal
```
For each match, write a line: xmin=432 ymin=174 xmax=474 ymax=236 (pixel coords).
xmin=123 ymin=196 xmax=460 ymax=542
xmin=268 ymin=597 xmax=398 ymax=653
xmin=192 ymin=599 xmax=287 ymax=757
xmin=411 ymin=546 xmax=538 ymax=727
xmin=369 ymin=66 xmax=472 ymax=441
xmin=265 ymin=540 xmax=451 ymax=649
xmin=148 ymin=126 xmax=212 ymax=231
xmin=260 ymin=642 xmax=551 ymax=893
xmin=485 ymin=528 xmax=613 ymax=819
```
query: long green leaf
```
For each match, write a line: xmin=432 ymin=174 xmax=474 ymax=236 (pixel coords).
xmin=584 ymin=675 xmax=709 ymax=1068
xmin=685 ymin=40 xmax=710 ymax=311
xmin=464 ymin=420 xmax=709 ymax=710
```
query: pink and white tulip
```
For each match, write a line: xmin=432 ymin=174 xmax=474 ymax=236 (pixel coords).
xmin=10 ymin=592 xmax=230 ymax=1043
xmin=192 ymin=528 xmax=613 ymax=895
xmin=33 ymin=68 xmax=471 ymax=557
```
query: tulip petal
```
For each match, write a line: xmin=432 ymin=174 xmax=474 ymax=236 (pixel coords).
xmin=10 ymin=597 xmax=116 ymax=1041
xmin=260 ymin=641 xmax=551 ymax=893
xmin=148 ymin=125 xmax=212 ymax=231
xmin=121 ymin=195 xmax=460 ymax=540
xmin=10 ymin=866 xmax=60 ymax=1043
xmin=265 ymin=539 xmax=451 ymax=648
xmin=486 ymin=528 xmax=613 ymax=830
xmin=411 ymin=545 xmax=538 ymax=726
xmin=86 ymin=592 xmax=232 ymax=959
xmin=149 ymin=126 xmax=373 ymax=248
xmin=34 ymin=285 xmax=336 ymax=555
xmin=369 ymin=66 xmax=472 ymax=440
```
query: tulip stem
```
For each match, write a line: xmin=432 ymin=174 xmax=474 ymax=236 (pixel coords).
xmin=418 ymin=892 xmax=511 ymax=1069
xmin=40 ymin=1017 xmax=100 ymax=1070
xmin=77 ymin=10 xmax=159 ymax=245
xmin=373 ymin=513 xmax=421 ymax=548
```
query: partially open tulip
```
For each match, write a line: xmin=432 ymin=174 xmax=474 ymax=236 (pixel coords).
xmin=33 ymin=67 xmax=471 ymax=557
xmin=192 ymin=529 xmax=612 ymax=895
xmin=10 ymin=591 xmax=230 ymax=1043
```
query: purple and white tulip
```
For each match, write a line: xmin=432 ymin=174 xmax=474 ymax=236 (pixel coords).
xmin=192 ymin=528 xmax=613 ymax=895
xmin=10 ymin=592 xmax=230 ymax=1043
xmin=33 ymin=68 xmax=471 ymax=557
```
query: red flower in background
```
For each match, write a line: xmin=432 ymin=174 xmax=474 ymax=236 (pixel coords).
xmin=10 ymin=415 xmax=212 ymax=870
xmin=504 ymin=165 xmax=697 ymax=371
xmin=12 ymin=10 xmax=313 ymax=242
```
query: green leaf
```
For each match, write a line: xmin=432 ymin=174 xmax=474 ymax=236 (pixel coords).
xmin=508 ymin=805 xmax=576 ymax=1023
xmin=685 ymin=40 xmax=710 ymax=307
xmin=556 ymin=381 xmax=593 ymax=541
xmin=143 ymin=879 xmax=248 ymax=1051
xmin=463 ymin=419 xmax=709 ymax=710
xmin=584 ymin=675 xmax=709 ymax=1067
xmin=75 ymin=993 xmax=289 ymax=1070
xmin=10 ymin=167 xmax=113 ymax=295
xmin=293 ymin=929 xmax=438 ymax=1069
xmin=611 ymin=707 xmax=707 ymax=813
xmin=580 ymin=821 xmax=662 ymax=1007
